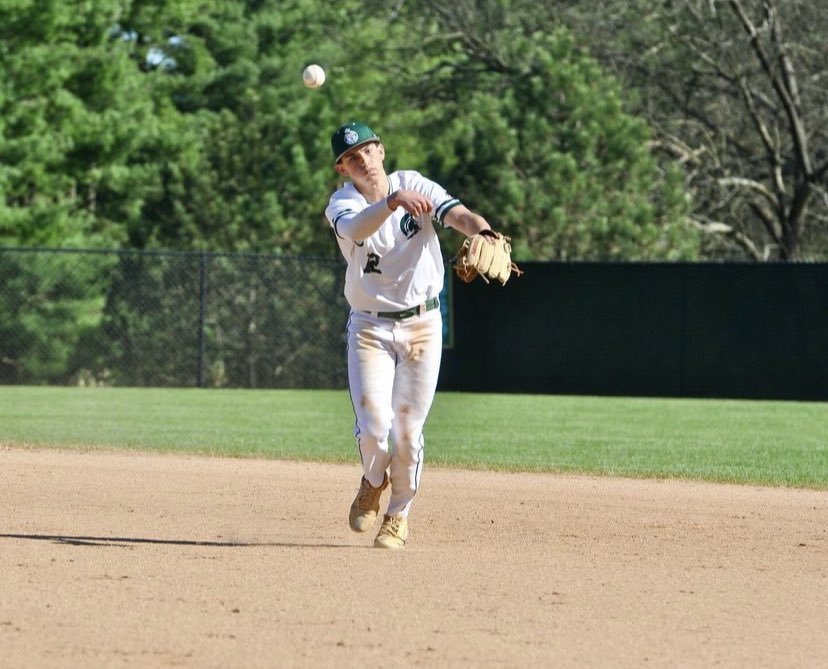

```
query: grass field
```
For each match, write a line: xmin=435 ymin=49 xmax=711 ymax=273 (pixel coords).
xmin=1 ymin=386 xmax=825 ymax=489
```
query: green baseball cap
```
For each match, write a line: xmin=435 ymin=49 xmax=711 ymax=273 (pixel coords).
xmin=331 ymin=121 xmax=380 ymax=163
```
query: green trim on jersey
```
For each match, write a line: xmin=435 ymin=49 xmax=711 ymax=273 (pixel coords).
xmin=436 ymin=199 xmax=461 ymax=226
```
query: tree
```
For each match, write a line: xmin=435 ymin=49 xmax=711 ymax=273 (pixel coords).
xmin=360 ymin=0 xmax=699 ymax=260
xmin=0 ymin=249 xmax=116 ymax=384
xmin=94 ymin=251 xmax=348 ymax=388
xmin=0 ymin=0 xmax=204 ymax=248
xmin=553 ymin=0 xmax=828 ymax=260
xmin=118 ymin=0 xmax=369 ymax=255
xmin=1 ymin=0 xmax=707 ymax=260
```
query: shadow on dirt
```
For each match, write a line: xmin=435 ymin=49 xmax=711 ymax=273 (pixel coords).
xmin=0 ymin=532 xmax=355 ymax=549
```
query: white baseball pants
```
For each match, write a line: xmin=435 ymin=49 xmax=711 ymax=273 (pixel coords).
xmin=346 ymin=308 xmax=443 ymax=517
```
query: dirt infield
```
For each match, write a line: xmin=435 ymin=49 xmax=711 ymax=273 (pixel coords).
xmin=1 ymin=446 xmax=825 ymax=668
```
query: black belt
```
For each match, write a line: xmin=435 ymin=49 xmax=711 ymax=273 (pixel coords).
xmin=369 ymin=297 xmax=440 ymax=320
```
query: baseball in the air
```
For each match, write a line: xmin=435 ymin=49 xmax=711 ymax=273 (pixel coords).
xmin=302 ymin=64 xmax=326 ymax=89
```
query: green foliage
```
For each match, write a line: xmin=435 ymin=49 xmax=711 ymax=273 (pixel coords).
xmin=118 ymin=0 xmax=364 ymax=254
xmin=431 ymin=33 xmax=696 ymax=260
xmin=0 ymin=0 xmax=712 ymax=393
xmin=1 ymin=0 xmax=701 ymax=259
xmin=92 ymin=251 xmax=348 ymax=388
xmin=374 ymin=4 xmax=699 ymax=260
xmin=95 ymin=253 xmax=205 ymax=386
xmin=0 ymin=250 xmax=115 ymax=383
xmin=0 ymin=0 xmax=195 ymax=247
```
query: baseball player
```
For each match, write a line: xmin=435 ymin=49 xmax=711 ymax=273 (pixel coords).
xmin=325 ymin=121 xmax=499 ymax=549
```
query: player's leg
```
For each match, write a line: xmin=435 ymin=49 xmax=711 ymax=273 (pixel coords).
xmin=346 ymin=311 xmax=396 ymax=486
xmin=386 ymin=309 xmax=443 ymax=517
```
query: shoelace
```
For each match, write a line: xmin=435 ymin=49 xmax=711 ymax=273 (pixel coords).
xmin=380 ymin=516 xmax=404 ymax=537
xmin=355 ymin=479 xmax=381 ymax=511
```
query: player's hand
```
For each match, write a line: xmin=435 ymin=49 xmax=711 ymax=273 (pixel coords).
xmin=387 ymin=189 xmax=432 ymax=217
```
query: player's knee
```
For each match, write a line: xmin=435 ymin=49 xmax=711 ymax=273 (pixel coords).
xmin=360 ymin=414 xmax=393 ymax=444
xmin=356 ymin=395 xmax=393 ymax=441
xmin=392 ymin=433 xmax=423 ymax=463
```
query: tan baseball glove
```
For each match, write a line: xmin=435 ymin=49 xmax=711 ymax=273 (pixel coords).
xmin=452 ymin=230 xmax=523 ymax=285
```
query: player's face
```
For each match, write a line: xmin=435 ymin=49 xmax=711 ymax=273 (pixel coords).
xmin=336 ymin=142 xmax=385 ymax=181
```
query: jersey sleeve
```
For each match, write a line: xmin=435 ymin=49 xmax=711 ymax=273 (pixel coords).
xmin=325 ymin=187 xmax=364 ymax=241
xmin=395 ymin=170 xmax=461 ymax=228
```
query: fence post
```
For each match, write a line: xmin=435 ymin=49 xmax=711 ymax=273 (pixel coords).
xmin=197 ymin=252 xmax=207 ymax=388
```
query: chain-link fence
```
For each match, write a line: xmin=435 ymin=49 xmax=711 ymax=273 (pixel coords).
xmin=0 ymin=247 xmax=350 ymax=388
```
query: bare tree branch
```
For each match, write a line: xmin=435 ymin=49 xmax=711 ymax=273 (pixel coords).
xmin=814 ymin=160 xmax=828 ymax=183
xmin=735 ymin=76 xmax=777 ymax=158
xmin=646 ymin=135 xmax=706 ymax=166
xmin=522 ymin=0 xmax=828 ymax=259
xmin=729 ymin=0 xmax=813 ymax=176
xmin=688 ymin=216 xmax=768 ymax=260
xmin=769 ymin=3 xmax=803 ymax=110
xmin=717 ymin=177 xmax=777 ymax=206
xmin=748 ymin=200 xmax=784 ymax=248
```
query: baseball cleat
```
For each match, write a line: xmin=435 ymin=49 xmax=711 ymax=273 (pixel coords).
xmin=373 ymin=513 xmax=408 ymax=549
xmin=349 ymin=473 xmax=388 ymax=532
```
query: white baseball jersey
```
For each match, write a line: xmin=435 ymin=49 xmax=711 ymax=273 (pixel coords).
xmin=325 ymin=170 xmax=460 ymax=312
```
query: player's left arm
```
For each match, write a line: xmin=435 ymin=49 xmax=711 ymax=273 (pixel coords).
xmin=444 ymin=205 xmax=493 ymax=237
